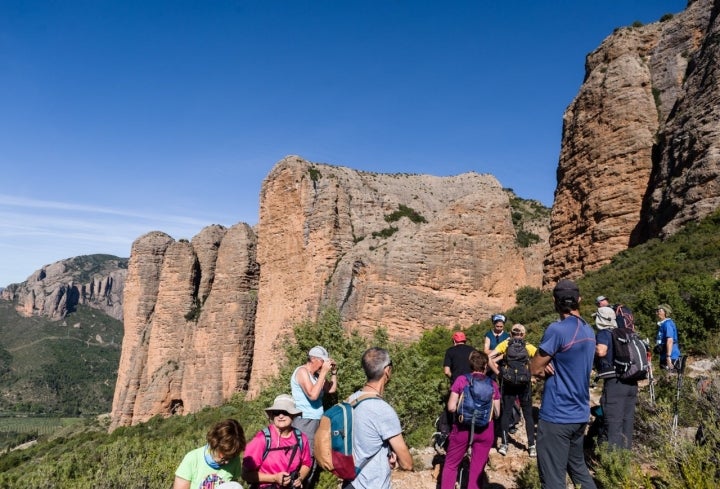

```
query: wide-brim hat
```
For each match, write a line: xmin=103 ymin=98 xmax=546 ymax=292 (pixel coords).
xmin=265 ymin=394 xmax=302 ymax=416
xmin=593 ymin=306 xmax=617 ymax=329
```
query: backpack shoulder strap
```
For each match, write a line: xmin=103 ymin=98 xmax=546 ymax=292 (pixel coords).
xmin=348 ymin=392 xmax=380 ymax=407
xmin=292 ymin=427 xmax=304 ymax=451
xmin=261 ymin=426 xmax=272 ymax=460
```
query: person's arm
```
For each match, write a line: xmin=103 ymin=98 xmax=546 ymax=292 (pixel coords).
xmin=172 ymin=477 xmax=190 ymax=489
xmin=665 ymin=337 xmax=674 ymax=367
xmin=324 ymin=359 xmax=338 ymax=394
xmin=443 ymin=366 xmax=452 ymax=378
xmin=492 ymin=398 xmax=501 ymax=419
xmin=596 ymin=343 xmax=608 ymax=357
xmin=387 ymin=433 xmax=413 ymax=471
xmin=488 ymin=349 xmax=502 ymax=375
xmin=297 ymin=361 xmax=332 ymax=401
xmin=531 ymin=349 xmax=554 ymax=377
xmin=447 ymin=391 xmax=460 ymax=413
xmin=483 ymin=335 xmax=492 ymax=354
xmin=295 ymin=464 xmax=312 ymax=488
xmin=242 ymin=467 xmax=291 ymax=487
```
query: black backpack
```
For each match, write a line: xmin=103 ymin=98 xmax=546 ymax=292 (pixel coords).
xmin=598 ymin=328 xmax=649 ymax=381
xmin=500 ymin=338 xmax=531 ymax=385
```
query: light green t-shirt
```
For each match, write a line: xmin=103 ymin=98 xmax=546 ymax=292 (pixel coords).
xmin=175 ymin=445 xmax=242 ymax=489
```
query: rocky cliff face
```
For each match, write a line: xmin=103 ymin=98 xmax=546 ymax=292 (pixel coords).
xmin=109 ymin=225 xmax=258 ymax=429
xmin=251 ymin=156 xmax=547 ymax=393
xmin=545 ymin=0 xmax=719 ymax=282
xmin=0 ymin=255 xmax=127 ymax=320
xmin=110 ymin=156 xmax=549 ymax=425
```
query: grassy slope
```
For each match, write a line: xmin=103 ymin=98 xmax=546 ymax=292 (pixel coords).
xmin=0 ymin=302 xmax=122 ymax=416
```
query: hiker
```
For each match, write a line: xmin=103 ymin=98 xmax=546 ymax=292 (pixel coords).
xmin=483 ymin=314 xmax=510 ymax=356
xmin=595 ymin=295 xmax=610 ymax=308
xmin=173 ymin=418 xmax=246 ymax=489
xmin=444 ymin=331 xmax=476 ymax=383
xmin=242 ymin=394 xmax=312 ymax=488
xmin=594 ymin=306 xmax=638 ymax=450
xmin=290 ymin=345 xmax=337 ymax=488
xmin=344 ymin=347 xmax=413 ymax=489
xmin=655 ymin=304 xmax=681 ymax=370
xmin=531 ymin=279 xmax=597 ymax=489
xmin=441 ymin=349 xmax=500 ymax=489
xmin=489 ymin=323 xmax=537 ymax=457
xmin=441 ymin=330 xmax=477 ymax=446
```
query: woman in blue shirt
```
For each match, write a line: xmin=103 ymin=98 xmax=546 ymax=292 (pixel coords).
xmin=655 ymin=304 xmax=681 ymax=370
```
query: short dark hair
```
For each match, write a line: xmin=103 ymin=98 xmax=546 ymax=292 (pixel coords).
xmin=207 ymin=418 xmax=246 ymax=458
xmin=468 ymin=350 xmax=489 ymax=373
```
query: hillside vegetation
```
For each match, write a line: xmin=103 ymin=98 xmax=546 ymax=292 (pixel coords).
xmin=0 ymin=303 xmax=122 ymax=416
xmin=1 ymin=210 xmax=719 ymax=488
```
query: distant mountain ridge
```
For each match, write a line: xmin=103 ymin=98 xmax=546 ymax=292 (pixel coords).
xmin=1 ymin=255 xmax=127 ymax=321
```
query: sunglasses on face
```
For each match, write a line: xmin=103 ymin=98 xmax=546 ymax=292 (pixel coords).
xmin=268 ymin=410 xmax=291 ymax=418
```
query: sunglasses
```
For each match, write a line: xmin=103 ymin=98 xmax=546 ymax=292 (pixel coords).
xmin=511 ymin=330 xmax=523 ymax=335
xmin=268 ymin=410 xmax=291 ymax=417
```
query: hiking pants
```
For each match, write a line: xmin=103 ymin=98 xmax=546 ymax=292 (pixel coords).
xmin=537 ymin=419 xmax=596 ymax=489
xmin=500 ymin=382 xmax=535 ymax=447
xmin=601 ymin=378 xmax=638 ymax=450
xmin=440 ymin=422 xmax=494 ymax=489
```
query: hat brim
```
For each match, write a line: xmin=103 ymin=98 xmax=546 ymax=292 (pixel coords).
xmin=264 ymin=405 xmax=302 ymax=415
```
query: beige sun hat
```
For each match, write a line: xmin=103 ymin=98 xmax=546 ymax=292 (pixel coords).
xmin=264 ymin=394 xmax=302 ymax=416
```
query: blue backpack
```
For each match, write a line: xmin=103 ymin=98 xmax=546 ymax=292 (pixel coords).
xmin=457 ymin=374 xmax=494 ymax=428
xmin=314 ymin=393 xmax=380 ymax=481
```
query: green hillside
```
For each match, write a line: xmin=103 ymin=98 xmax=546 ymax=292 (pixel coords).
xmin=0 ymin=303 xmax=122 ymax=416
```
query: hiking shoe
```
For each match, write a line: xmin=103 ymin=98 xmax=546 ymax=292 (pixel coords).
xmin=528 ymin=445 xmax=537 ymax=458
xmin=498 ymin=444 xmax=508 ymax=456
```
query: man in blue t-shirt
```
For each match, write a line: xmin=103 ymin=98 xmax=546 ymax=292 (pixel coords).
xmin=531 ymin=279 xmax=597 ymax=489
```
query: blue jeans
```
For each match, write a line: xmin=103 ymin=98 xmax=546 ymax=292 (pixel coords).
xmin=537 ymin=419 xmax=596 ymax=489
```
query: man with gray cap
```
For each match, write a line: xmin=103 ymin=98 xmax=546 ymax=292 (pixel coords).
xmin=291 ymin=345 xmax=338 ymax=488
xmin=531 ymin=279 xmax=597 ymax=489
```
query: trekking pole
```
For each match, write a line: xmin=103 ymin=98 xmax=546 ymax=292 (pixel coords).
xmin=671 ymin=356 xmax=687 ymax=441
xmin=645 ymin=338 xmax=655 ymax=405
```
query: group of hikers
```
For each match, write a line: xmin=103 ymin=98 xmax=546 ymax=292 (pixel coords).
xmin=172 ymin=346 xmax=412 ymax=489
xmin=170 ymin=279 xmax=683 ymax=489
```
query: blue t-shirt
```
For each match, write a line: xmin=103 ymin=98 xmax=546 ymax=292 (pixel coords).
xmin=595 ymin=328 xmax=615 ymax=376
xmin=656 ymin=318 xmax=681 ymax=361
xmin=538 ymin=314 xmax=596 ymax=424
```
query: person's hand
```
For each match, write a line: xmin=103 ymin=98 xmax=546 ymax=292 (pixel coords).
xmin=544 ymin=363 xmax=555 ymax=376
xmin=329 ymin=358 xmax=338 ymax=375
xmin=320 ymin=358 xmax=333 ymax=374
xmin=388 ymin=451 xmax=398 ymax=469
xmin=276 ymin=471 xmax=290 ymax=486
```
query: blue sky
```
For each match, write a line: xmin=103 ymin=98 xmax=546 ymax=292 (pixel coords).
xmin=0 ymin=0 xmax=686 ymax=286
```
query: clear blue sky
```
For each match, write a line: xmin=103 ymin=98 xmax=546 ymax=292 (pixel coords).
xmin=0 ymin=0 xmax=686 ymax=286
